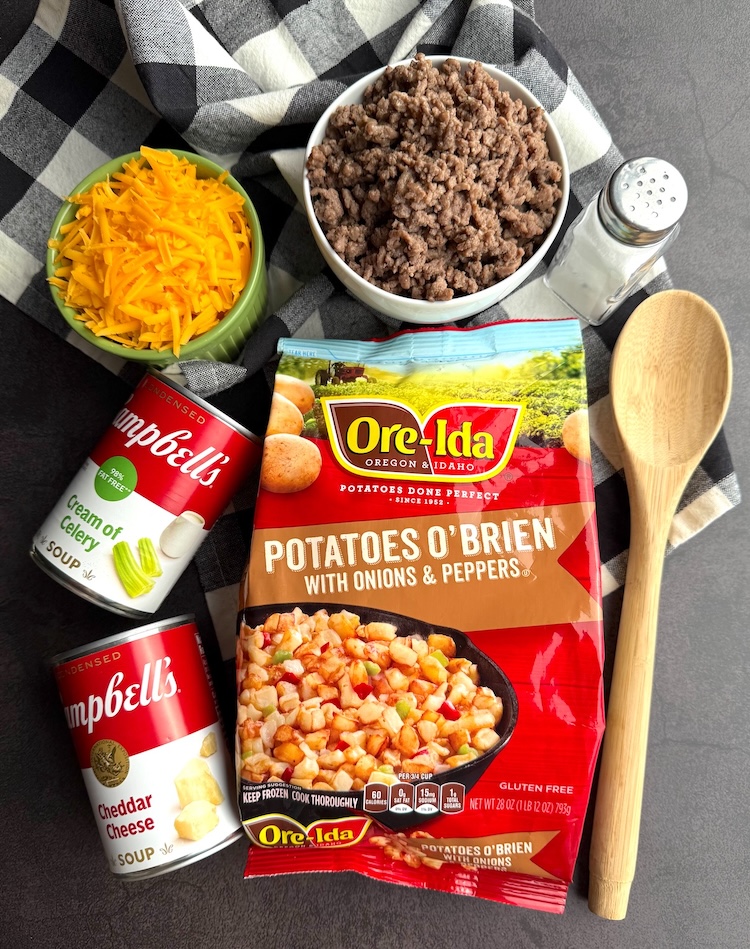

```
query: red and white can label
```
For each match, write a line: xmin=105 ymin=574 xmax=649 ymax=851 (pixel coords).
xmin=53 ymin=619 xmax=240 ymax=875
xmin=32 ymin=373 xmax=260 ymax=615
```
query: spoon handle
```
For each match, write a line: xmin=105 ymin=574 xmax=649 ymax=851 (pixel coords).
xmin=588 ymin=470 xmax=683 ymax=919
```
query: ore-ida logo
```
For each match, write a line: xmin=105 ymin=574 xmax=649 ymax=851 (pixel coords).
xmin=322 ymin=398 xmax=524 ymax=483
xmin=244 ymin=813 xmax=371 ymax=848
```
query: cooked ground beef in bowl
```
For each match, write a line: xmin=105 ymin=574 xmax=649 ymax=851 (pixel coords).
xmin=306 ymin=55 xmax=563 ymax=302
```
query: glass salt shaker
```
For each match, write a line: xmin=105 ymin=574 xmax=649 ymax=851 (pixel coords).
xmin=543 ymin=157 xmax=688 ymax=325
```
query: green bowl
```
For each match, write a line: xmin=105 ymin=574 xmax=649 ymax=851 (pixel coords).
xmin=46 ymin=149 xmax=268 ymax=366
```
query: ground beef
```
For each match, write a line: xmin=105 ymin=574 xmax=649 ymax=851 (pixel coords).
xmin=306 ymin=55 xmax=563 ymax=302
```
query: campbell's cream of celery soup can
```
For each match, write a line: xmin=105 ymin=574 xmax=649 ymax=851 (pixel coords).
xmin=52 ymin=615 xmax=241 ymax=877
xmin=31 ymin=371 xmax=260 ymax=617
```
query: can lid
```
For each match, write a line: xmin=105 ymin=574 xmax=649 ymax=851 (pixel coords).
xmin=599 ymin=157 xmax=688 ymax=245
xmin=50 ymin=614 xmax=196 ymax=665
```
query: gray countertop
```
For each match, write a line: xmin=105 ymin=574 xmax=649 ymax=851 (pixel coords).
xmin=1 ymin=1 xmax=748 ymax=947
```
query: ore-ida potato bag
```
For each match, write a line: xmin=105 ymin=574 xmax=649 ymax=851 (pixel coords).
xmin=236 ymin=320 xmax=604 ymax=913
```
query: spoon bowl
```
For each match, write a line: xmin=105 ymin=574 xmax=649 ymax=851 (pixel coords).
xmin=588 ymin=290 xmax=732 ymax=920
xmin=611 ymin=293 xmax=731 ymax=466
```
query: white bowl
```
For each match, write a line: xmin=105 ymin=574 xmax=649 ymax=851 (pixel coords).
xmin=303 ymin=56 xmax=569 ymax=325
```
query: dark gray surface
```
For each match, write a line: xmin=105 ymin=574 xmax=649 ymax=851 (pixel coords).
xmin=1 ymin=2 xmax=748 ymax=947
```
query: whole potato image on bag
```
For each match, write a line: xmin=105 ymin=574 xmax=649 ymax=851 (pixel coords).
xmin=266 ymin=393 xmax=305 ymax=437
xmin=237 ymin=321 xmax=603 ymax=914
xmin=274 ymin=374 xmax=315 ymax=413
xmin=562 ymin=408 xmax=591 ymax=463
xmin=260 ymin=433 xmax=322 ymax=493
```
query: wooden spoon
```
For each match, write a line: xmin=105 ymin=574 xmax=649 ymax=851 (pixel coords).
xmin=588 ymin=290 xmax=732 ymax=920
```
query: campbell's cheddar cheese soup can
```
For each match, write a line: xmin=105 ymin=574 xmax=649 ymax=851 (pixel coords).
xmin=52 ymin=616 xmax=241 ymax=877
xmin=31 ymin=371 xmax=261 ymax=617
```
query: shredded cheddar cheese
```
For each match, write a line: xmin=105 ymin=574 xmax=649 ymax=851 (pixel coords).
xmin=48 ymin=147 xmax=252 ymax=356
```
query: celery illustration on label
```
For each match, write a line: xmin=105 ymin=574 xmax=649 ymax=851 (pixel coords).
xmin=113 ymin=541 xmax=155 ymax=598
xmin=137 ymin=537 xmax=163 ymax=577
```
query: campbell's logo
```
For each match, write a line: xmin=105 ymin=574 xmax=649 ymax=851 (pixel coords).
xmin=112 ymin=407 xmax=231 ymax=487
xmin=244 ymin=814 xmax=371 ymax=848
xmin=63 ymin=658 xmax=178 ymax=735
xmin=322 ymin=398 xmax=523 ymax=483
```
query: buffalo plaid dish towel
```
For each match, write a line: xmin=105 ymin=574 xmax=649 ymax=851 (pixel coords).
xmin=0 ymin=0 xmax=740 ymax=655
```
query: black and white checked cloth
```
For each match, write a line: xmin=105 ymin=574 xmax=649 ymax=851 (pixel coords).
xmin=0 ymin=0 xmax=740 ymax=655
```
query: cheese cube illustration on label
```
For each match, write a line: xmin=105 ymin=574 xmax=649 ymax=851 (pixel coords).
xmin=174 ymin=800 xmax=219 ymax=841
xmin=200 ymin=733 xmax=218 ymax=757
xmin=175 ymin=758 xmax=224 ymax=808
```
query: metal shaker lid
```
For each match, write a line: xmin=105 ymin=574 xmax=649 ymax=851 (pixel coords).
xmin=598 ymin=157 xmax=688 ymax=245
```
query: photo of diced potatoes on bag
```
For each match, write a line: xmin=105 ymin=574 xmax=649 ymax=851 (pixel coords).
xmin=237 ymin=607 xmax=506 ymax=792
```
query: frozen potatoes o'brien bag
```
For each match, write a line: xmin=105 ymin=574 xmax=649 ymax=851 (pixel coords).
xmin=236 ymin=320 xmax=604 ymax=913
